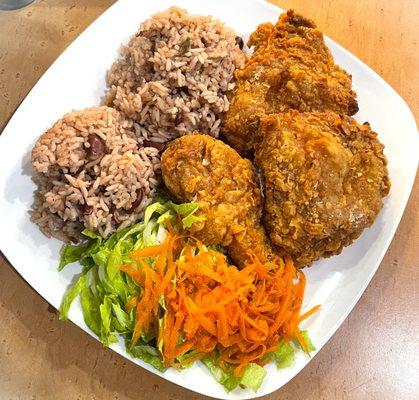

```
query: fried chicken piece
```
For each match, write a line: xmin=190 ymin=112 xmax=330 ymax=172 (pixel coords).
xmin=222 ymin=10 xmax=358 ymax=153
xmin=254 ymin=111 xmax=390 ymax=266
xmin=161 ymin=133 xmax=275 ymax=267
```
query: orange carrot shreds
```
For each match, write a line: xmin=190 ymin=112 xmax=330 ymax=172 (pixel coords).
xmin=125 ymin=295 xmax=138 ymax=311
xmin=294 ymin=328 xmax=309 ymax=353
xmin=178 ymin=351 xmax=206 ymax=366
xmin=298 ymin=305 xmax=321 ymax=323
xmin=120 ymin=264 xmax=143 ymax=285
xmin=130 ymin=244 xmax=164 ymax=260
xmin=165 ymin=219 xmax=179 ymax=237
xmin=120 ymin=230 xmax=319 ymax=375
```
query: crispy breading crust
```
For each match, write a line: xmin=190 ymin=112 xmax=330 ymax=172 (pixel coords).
xmin=254 ymin=111 xmax=390 ymax=266
xmin=161 ymin=133 xmax=275 ymax=267
xmin=222 ymin=10 xmax=358 ymax=153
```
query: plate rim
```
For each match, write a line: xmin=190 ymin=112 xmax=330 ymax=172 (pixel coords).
xmin=0 ymin=0 xmax=418 ymax=399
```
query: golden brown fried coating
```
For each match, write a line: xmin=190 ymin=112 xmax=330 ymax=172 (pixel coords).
xmin=222 ymin=10 xmax=358 ymax=153
xmin=254 ymin=111 xmax=390 ymax=266
xmin=161 ymin=133 xmax=275 ymax=267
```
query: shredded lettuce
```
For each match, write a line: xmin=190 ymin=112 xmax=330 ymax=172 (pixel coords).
xmin=273 ymin=339 xmax=295 ymax=369
xmin=293 ymin=330 xmax=316 ymax=352
xmin=240 ymin=363 xmax=267 ymax=392
xmin=157 ymin=294 xmax=167 ymax=354
xmin=201 ymin=357 xmax=240 ymax=392
xmin=111 ymin=302 xmax=134 ymax=333
xmin=175 ymin=350 xmax=201 ymax=369
xmin=99 ymin=295 xmax=118 ymax=346
xmin=59 ymin=274 xmax=87 ymax=319
xmin=202 ymin=358 xmax=266 ymax=392
xmin=168 ymin=201 xmax=205 ymax=228
xmin=58 ymin=229 xmax=103 ymax=271
xmin=58 ymin=244 xmax=88 ymax=271
xmin=79 ymin=286 xmax=102 ymax=335
xmin=129 ymin=343 xmax=168 ymax=372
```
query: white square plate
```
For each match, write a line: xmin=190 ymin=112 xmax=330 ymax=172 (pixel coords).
xmin=0 ymin=0 xmax=417 ymax=398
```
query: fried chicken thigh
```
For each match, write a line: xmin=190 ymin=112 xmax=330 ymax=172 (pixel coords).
xmin=255 ymin=111 xmax=390 ymax=266
xmin=222 ymin=10 xmax=358 ymax=153
xmin=161 ymin=133 xmax=275 ymax=267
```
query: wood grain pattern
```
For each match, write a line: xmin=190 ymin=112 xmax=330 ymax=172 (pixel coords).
xmin=0 ymin=1 xmax=418 ymax=399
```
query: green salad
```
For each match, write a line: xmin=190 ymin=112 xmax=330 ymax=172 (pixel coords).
xmin=58 ymin=200 xmax=315 ymax=392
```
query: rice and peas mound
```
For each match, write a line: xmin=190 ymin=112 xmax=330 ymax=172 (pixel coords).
xmin=30 ymin=8 xmax=246 ymax=241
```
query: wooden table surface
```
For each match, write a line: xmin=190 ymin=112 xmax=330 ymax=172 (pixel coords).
xmin=0 ymin=1 xmax=418 ymax=399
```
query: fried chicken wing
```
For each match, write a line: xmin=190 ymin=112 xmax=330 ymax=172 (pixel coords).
xmin=254 ymin=111 xmax=390 ymax=266
xmin=222 ymin=10 xmax=358 ymax=153
xmin=161 ymin=133 xmax=275 ymax=267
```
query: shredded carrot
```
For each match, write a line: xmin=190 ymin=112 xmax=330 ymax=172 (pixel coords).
xmin=298 ymin=305 xmax=321 ymax=323
xmin=121 ymin=230 xmax=319 ymax=374
xmin=131 ymin=244 xmax=164 ymax=260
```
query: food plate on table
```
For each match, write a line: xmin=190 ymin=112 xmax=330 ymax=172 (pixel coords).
xmin=0 ymin=0 xmax=417 ymax=399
